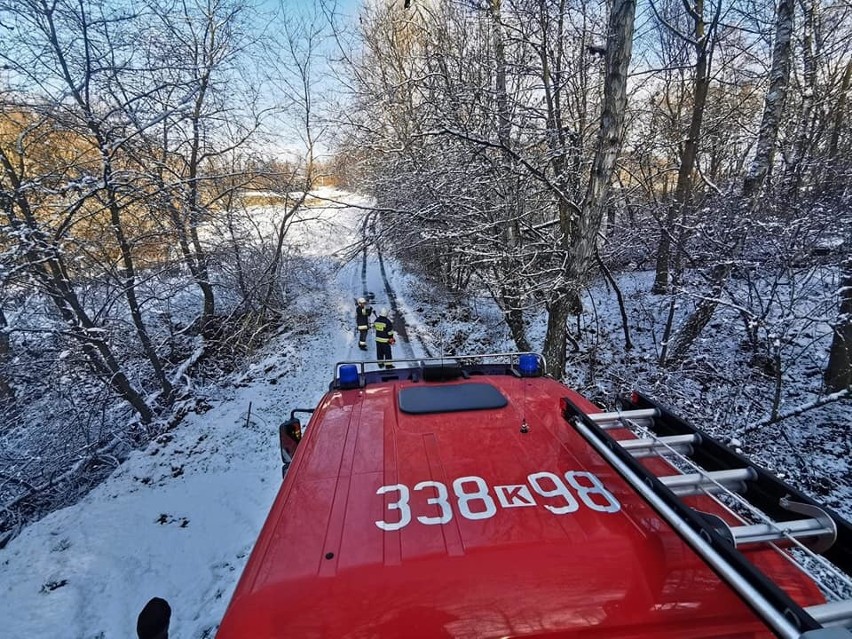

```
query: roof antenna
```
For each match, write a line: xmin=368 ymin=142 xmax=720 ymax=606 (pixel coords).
xmin=520 ymin=353 xmax=530 ymax=434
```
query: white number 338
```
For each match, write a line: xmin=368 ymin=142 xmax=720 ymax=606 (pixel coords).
xmin=375 ymin=471 xmax=619 ymax=531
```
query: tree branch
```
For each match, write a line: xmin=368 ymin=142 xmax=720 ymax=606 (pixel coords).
xmin=740 ymin=387 xmax=851 ymax=434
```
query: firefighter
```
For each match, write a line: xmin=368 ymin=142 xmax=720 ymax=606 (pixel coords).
xmin=356 ymin=297 xmax=373 ymax=350
xmin=374 ymin=308 xmax=395 ymax=368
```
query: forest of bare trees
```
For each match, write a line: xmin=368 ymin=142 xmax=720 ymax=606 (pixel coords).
xmin=332 ymin=0 xmax=851 ymax=405
xmin=0 ymin=0 xmax=334 ymax=540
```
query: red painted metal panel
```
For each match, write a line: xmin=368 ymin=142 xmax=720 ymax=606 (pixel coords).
xmin=217 ymin=374 xmax=824 ymax=638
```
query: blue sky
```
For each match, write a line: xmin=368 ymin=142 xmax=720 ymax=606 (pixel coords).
xmin=262 ymin=0 xmax=364 ymax=19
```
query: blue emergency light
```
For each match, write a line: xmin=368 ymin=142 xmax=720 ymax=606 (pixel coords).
xmin=518 ymin=354 xmax=539 ymax=377
xmin=339 ymin=364 xmax=359 ymax=386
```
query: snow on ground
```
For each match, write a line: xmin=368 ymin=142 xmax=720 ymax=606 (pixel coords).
xmin=0 ymin=191 xmax=422 ymax=638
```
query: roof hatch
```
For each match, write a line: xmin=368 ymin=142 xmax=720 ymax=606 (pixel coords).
xmin=398 ymin=382 xmax=508 ymax=414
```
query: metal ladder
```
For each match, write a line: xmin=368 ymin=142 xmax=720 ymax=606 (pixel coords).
xmin=562 ymin=391 xmax=852 ymax=639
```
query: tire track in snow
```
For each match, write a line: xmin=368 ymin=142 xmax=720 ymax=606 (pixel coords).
xmin=376 ymin=249 xmax=433 ymax=359
xmin=343 ymin=250 xmax=366 ymax=363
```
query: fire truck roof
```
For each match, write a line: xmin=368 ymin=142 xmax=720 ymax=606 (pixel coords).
xmin=216 ymin=359 xmax=825 ymax=638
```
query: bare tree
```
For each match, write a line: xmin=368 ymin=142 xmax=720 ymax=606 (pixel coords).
xmin=0 ymin=308 xmax=14 ymax=403
xmin=142 ymin=0 xmax=261 ymax=327
xmin=0 ymin=139 xmax=155 ymax=423
xmin=543 ymin=0 xmax=637 ymax=377
xmin=22 ymin=0 xmax=174 ymax=402
xmin=825 ymin=248 xmax=852 ymax=391
xmin=650 ymin=0 xmax=722 ymax=294
xmin=664 ymin=0 xmax=797 ymax=365
xmin=256 ymin=10 xmax=325 ymax=318
xmin=742 ymin=0 xmax=795 ymax=198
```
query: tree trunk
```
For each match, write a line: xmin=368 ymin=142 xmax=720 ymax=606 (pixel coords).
xmin=489 ymin=0 xmax=510 ymax=148
xmin=103 ymin=167 xmax=174 ymax=404
xmin=825 ymin=250 xmax=852 ymax=391
xmin=784 ymin=0 xmax=816 ymax=197
xmin=187 ymin=73 xmax=216 ymax=322
xmin=571 ymin=0 xmax=636 ymax=279
xmin=596 ymin=249 xmax=632 ymax=350
xmin=154 ymin=147 xmax=211 ymax=320
xmin=742 ymin=0 xmax=795 ymax=198
xmin=829 ymin=60 xmax=852 ymax=159
xmin=0 ymin=308 xmax=14 ymax=402
xmin=665 ymin=250 xmax=739 ymax=365
xmin=543 ymin=294 xmax=572 ymax=379
xmin=501 ymin=285 xmax=531 ymax=352
xmin=543 ymin=0 xmax=636 ymax=378
xmin=652 ymin=0 xmax=713 ymax=293
xmin=828 ymin=60 xmax=852 ymax=191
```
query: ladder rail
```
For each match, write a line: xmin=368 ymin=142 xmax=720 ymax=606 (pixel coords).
xmin=806 ymin=601 xmax=852 ymax=628
xmin=619 ymin=433 xmax=699 ymax=456
xmin=562 ymin=396 xmax=847 ymax=637
xmin=610 ymin=406 xmax=852 ymax=604
xmin=588 ymin=408 xmax=657 ymax=430
xmin=730 ymin=519 xmax=837 ymax=547
xmin=627 ymin=390 xmax=852 ymax=577
xmin=567 ymin=408 xmax=806 ymax=638
xmin=596 ymin=393 xmax=852 ymax=631
xmin=659 ymin=467 xmax=757 ymax=490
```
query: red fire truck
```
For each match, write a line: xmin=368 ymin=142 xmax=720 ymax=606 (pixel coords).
xmin=216 ymin=353 xmax=852 ymax=638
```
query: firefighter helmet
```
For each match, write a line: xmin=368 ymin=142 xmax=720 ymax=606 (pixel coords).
xmin=358 ymin=297 xmax=366 ymax=304
xmin=380 ymin=308 xmax=389 ymax=317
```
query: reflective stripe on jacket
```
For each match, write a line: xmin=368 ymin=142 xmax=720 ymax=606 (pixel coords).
xmin=374 ymin=316 xmax=394 ymax=343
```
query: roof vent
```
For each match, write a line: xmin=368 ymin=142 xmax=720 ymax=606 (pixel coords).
xmin=421 ymin=361 xmax=462 ymax=382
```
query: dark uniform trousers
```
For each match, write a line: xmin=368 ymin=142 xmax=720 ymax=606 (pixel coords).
xmin=377 ymin=341 xmax=392 ymax=363
xmin=356 ymin=305 xmax=372 ymax=347
xmin=373 ymin=316 xmax=394 ymax=367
